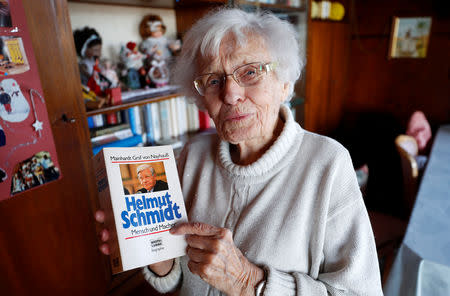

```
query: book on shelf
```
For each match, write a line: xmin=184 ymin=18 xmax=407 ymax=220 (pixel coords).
xmin=94 ymin=146 xmax=188 ymax=274
xmin=198 ymin=110 xmax=210 ymax=130
xmin=128 ymin=106 xmax=144 ymax=135
xmin=169 ymin=97 xmax=180 ymax=138
xmin=150 ymin=102 xmax=161 ymax=142
xmin=92 ymin=134 xmax=143 ymax=155
xmin=91 ymin=114 xmax=105 ymax=128
xmin=121 ymin=85 xmax=180 ymax=103
xmin=186 ymin=102 xmax=200 ymax=132
xmin=88 ymin=94 xmax=213 ymax=155
xmin=91 ymin=128 xmax=134 ymax=147
xmin=158 ymin=99 xmax=171 ymax=141
xmin=143 ymin=104 xmax=155 ymax=145
xmin=90 ymin=123 xmax=131 ymax=138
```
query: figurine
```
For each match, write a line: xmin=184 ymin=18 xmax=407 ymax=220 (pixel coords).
xmin=100 ymin=59 xmax=120 ymax=88
xmin=120 ymin=41 xmax=147 ymax=89
xmin=148 ymin=59 xmax=169 ymax=87
xmin=139 ymin=14 xmax=180 ymax=62
xmin=73 ymin=27 xmax=103 ymax=85
xmin=73 ymin=27 xmax=112 ymax=109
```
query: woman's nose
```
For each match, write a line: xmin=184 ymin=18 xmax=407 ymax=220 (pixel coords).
xmin=221 ymin=76 xmax=243 ymax=105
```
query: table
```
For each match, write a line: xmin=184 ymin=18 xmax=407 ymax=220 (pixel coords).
xmin=384 ymin=125 xmax=450 ymax=296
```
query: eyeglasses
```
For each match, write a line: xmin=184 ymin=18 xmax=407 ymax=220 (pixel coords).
xmin=193 ymin=62 xmax=276 ymax=96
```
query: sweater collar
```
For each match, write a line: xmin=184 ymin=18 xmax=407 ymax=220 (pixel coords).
xmin=218 ymin=104 xmax=301 ymax=178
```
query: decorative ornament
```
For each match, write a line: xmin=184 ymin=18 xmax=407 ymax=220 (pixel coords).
xmin=0 ymin=78 xmax=30 ymax=122
xmin=32 ymin=119 xmax=43 ymax=132
xmin=29 ymin=88 xmax=45 ymax=137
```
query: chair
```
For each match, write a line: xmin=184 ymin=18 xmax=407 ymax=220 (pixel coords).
xmin=395 ymin=135 xmax=419 ymax=215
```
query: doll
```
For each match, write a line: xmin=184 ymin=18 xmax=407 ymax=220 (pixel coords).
xmin=73 ymin=27 xmax=111 ymax=109
xmin=73 ymin=27 xmax=103 ymax=85
xmin=100 ymin=59 xmax=120 ymax=88
xmin=120 ymin=41 xmax=147 ymax=89
xmin=139 ymin=14 xmax=180 ymax=62
xmin=148 ymin=59 xmax=169 ymax=88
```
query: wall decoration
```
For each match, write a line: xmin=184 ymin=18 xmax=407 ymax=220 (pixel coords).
xmin=0 ymin=0 xmax=61 ymax=201
xmin=0 ymin=78 xmax=30 ymax=122
xmin=0 ymin=36 xmax=30 ymax=75
xmin=389 ymin=17 xmax=432 ymax=59
xmin=10 ymin=151 xmax=59 ymax=195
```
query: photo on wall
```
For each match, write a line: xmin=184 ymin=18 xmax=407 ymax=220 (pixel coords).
xmin=389 ymin=17 xmax=432 ymax=58
xmin=0 ymin=36 xmax=30 ymax=75
xmin=0 ymin=0 xmax=12 ymax=28
xmin=10 ymin=151 xmax=60 ymax=195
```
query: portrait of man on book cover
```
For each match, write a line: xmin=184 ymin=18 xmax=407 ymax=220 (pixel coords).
xmin=120 ymin=162 xmax=168 ymax=195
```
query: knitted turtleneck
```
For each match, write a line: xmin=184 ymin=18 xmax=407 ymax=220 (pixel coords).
xmin=144 ymin=104 xmax=383 ymax=295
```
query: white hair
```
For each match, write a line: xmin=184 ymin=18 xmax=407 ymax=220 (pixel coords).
xmin=173 ymin=8 xmax=304 ymax=109
xmin=136 ymin=164 xmax=155 ymax=176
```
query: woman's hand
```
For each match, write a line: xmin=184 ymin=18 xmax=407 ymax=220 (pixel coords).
xmin=94 ymin=210 xmax=174 ymax=276
xmin=171 ymin=222 xmax=264 ymax=296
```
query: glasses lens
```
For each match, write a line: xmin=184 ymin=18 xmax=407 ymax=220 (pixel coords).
xmin=234 ymin=63 xmax=263 ymax=86
xmin=195 ymin=74 xmax=223 ymax=96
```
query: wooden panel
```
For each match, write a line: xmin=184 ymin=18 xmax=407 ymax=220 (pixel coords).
xmin=305 ymin=20 xmax=351 ymax=134
xmin=344 ymin=0 xmax=450 ymax=127
xmin=0 ymin=0 xmax=108 ymax=294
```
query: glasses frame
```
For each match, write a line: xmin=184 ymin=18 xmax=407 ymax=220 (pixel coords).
xmin=193 ymin=62 xmax=277 ymax=96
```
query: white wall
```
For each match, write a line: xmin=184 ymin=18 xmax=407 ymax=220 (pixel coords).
xmin=68 ymin=3 xmax=177 ymax=63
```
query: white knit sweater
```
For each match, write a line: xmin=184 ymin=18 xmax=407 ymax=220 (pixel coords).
xmin=143 ymin=105 xmax=383 ymax=295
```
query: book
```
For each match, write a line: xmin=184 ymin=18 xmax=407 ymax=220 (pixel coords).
xmin=120 ymin=85 xmax=180 ymax=102
xmin=176 ymin=97 xmax=188 ymax=136
xmin=94 ymin=146 xmax=188 ymax=274
xmin=143 ymin=104 xmax=155 ymax=145
xmin=150 ymin=103 xmax=161 ymax=142
xmin=92 ymin=114 xmax=105 ymax=128
xmin=186 ymin=102 xmax=200 ymax=132
xmin=90 ymin=123 xmax=131 ymax=138
xmin=169 ymin=98 xmax=179 ymax=138
xmin=91 ymin=128 xmax=133 ymax=147
xmin=158 ymin=100 xmax=171 ymax=140
xmin=128 ymin=106 xmax=144 ymax=135
xmin=198 ymin=110 xmax=210 ymax=130
xmin=92 ymin=134 xmax=143 ymax=155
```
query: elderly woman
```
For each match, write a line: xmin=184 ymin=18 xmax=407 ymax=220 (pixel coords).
xmin=97 ymin=8 xmax=382 ymax=295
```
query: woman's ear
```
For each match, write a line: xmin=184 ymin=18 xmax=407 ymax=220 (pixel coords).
xmin=280 ymin=82 xmax=290 ymax=102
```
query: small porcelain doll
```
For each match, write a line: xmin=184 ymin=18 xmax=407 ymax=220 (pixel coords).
xmin=120 ymin=41 xmax=148 ymax=89
xmin=73 ymin=27 xmax=103 ymax=85
xmin=139 ymin=14 xmax=180 ymax=62
xmin=100 ymin=59 xmax=120 ymax=88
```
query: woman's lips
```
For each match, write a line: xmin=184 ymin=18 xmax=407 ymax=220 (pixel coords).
xmin=224 ymin=113 xmax=252 ymax=121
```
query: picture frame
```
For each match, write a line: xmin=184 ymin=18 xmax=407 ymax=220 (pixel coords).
xmin=388 ymin=16 xmax=432 ymax=59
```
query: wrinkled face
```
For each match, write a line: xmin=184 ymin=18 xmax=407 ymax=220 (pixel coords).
xmin=198 ymin=35 xmax=289 ymax=145
xmin=138 ymin=168 xmax=156 ymax=191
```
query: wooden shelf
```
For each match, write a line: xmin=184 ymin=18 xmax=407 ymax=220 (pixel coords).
xmin=86 ymin=93 xmax=181 ymax=116
xmin=68 ymin=0 xmax=175 ymax=9
xmin=238 ymin=1 xmax=306 ymax=12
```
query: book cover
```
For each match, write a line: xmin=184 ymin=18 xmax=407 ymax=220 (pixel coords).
xmin=94 ymin=146 xmax=188 ymax=274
